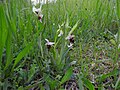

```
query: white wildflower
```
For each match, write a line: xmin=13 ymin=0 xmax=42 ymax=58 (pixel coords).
xmin=45 ymin=39 xmax=55 ymax=49
xmin=32 ymin=6 xmax=43 ymax=23
xmin=45 ymin=39 xmax=55 ymax=46
xmin=57 ymin=30 xmax=63 ymax=37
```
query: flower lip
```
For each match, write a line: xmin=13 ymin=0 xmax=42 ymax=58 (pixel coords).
xmin=66 ymin=34 xmax=75 ymax=43
xmin=38 ymin=14 xmax=43 ymax=23
xmin=38 ymin=16 xmax=42 ymax=19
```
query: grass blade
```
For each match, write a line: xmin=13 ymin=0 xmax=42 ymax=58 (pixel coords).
xmin=13 ymin=42 xmax=33 ymax=69
xmin=60 ymin=67 xmax=73 ymax=85
xmin=68 ymin=20 xmax=79 ymax=35
xmin=82 ymin=77 xmax=95 ymax=90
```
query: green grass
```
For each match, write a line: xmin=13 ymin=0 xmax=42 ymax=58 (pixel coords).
xmin=0 ymin=0 xmax=120 ymax=90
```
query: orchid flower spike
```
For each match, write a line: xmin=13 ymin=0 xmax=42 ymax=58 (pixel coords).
xmin=32 ymin=6 xmax=43 ymax=23
xmin=45 ymin=39 xmax=55 ymax=49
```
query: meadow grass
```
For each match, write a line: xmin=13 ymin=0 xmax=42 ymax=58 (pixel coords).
xmin=0 ymin=0 xmax=120 ymax=89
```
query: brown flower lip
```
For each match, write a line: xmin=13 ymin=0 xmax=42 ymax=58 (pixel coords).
xmin=38 ymin=16 xmax=42 ymax=19
xmin=70 ymin=37 xmax=74 ymax=43
xmin=38 ymin=15 xmax=43 ymax=22
xmin=66 ymin=34 xmax=75 ymax=43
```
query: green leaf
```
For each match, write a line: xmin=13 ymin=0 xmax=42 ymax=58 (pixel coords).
xmin=78 ymin=76 xmax=84 ymax=90
xmin=68 ymin=20 xmax=79 ymax=35
xmin=4 ymin=30 xmax=12 ymax=71
xmin=82 ymin=78 xmax=95 ymax=90
xmin=13 ymin=42 xmax=33 ymax=69
xmin=27 ymin=64 xmax=36 ymax=82
xmin=60 ymin=67 xmax=73 ymax=85
xmin=115 ymin=76 xmax=120 ymax=90
xmin=45 ymin=75 xmax=57 ymax=90
xmin=116 ymin=0 xmax=120 ymax=19
xmin=0 ymin=4 xmax=7 ymax=67
xmin=110 ymin=39 xmax=116 ymax=45
xmin=5 ymin=6 xmax=17 ymax=39
xmin=25 ymin=73 xmax=49 ymax=90
xmin=18 ymin=86 xmax=24 ymax=90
